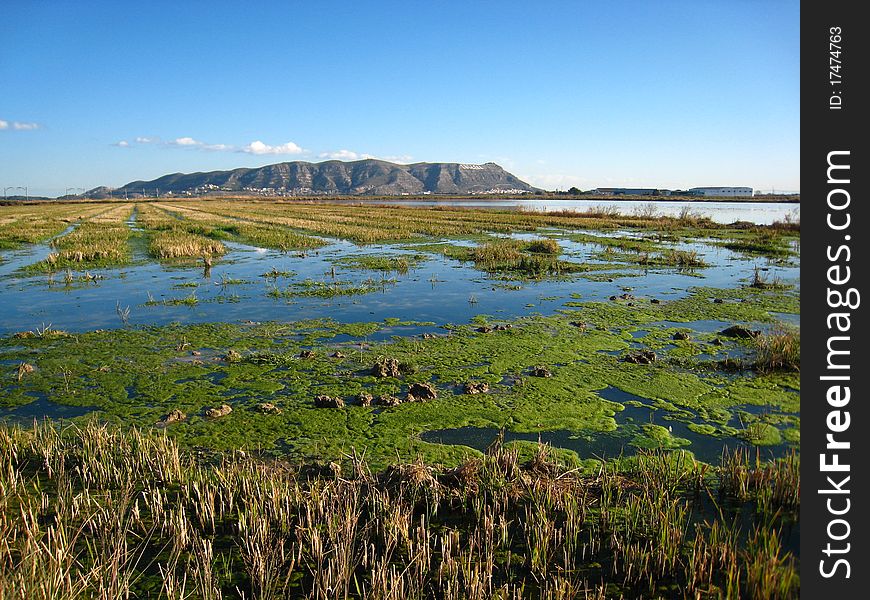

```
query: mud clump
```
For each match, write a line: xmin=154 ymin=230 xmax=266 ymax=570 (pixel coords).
xmin=672 ymin=331 xmax=691 ymax=341
xmin=650 ymin=298 xmax=661 ymax=304
xmin=357 ymin=392 xmax=374 ymax=407
xmin=720 ymin=325 xmax=760 ymax=339
xmin=205 ymin=404 xmax=233 ymax=418
xmin=464 ymin=381 xmax=490 ymax=394
xmin=314 ymin=395 xmax=344 ymax=408
xmin=376 ymin=394 xmax=402 ymax=407
xmin=476 ymin=326 xmax=492 ymax=333
xmin=371 ymin=357 xmax=401 ymax=378
xmin=624 ymin=350 xmax=657 ymax=365
xmin=493 ymin=324 xmax=512 ymax=331
xmin=407 ymin=382 xmax=437 ymax=401
xmin=299 ymin=350 xmax=316 ymax=359
xmin=331 ymin=351 xmax=346 ymax=359
xmin=256 ymin=402 xmax=283 ymax=415
xmin=156 ymin=409 xmax=186 ymax=427
xmin=223 ymin=349 xmax=242 ymax=363
xmin=530 ymin=366 xmax=552 ymax=378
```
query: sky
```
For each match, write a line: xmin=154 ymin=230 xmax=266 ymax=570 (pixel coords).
xmin=1 ymin=0 xmax=800 ymax=197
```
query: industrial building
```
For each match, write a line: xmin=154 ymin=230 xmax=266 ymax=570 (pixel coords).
xmin=687 ymin=187 xmax=753 ymax=197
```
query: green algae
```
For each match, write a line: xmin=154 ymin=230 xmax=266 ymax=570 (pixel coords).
xmin=631 ymin=424 xmax=692 ymax=450
xmin=0 ymin=283 xmax=799 ymax=467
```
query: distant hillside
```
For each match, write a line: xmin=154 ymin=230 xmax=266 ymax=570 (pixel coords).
xmin=93 ymin=160 xmax=538 ymax=197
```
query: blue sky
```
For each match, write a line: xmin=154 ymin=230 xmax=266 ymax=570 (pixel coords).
xmin=1 ymin=1 xmax=799 ymax=197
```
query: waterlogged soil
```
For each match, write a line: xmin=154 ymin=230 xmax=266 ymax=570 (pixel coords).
xmin=0 ymin=218 xmax=799 ymax=468
xmin=1 ymin=288 xmax=799 ymax=468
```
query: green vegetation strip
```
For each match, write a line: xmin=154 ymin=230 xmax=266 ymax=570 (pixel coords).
xmin=27 ymin=222 xmax=133 ymax=271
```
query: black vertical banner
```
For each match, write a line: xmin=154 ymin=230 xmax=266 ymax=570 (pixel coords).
xmin=802 ymin=2 xmax=868 ymax=597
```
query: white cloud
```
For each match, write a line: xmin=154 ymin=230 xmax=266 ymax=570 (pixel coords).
xmin=1 ymin=119 xmax=40 ymax=131
xmin=241 ymin=140 xmax=305 ymax=155
xmin=172 ymin=137 xmax=202 ymax=146
xmin=114 ymin=140 xmax=130 ymax=147
xmin=121 ymin=135 xmax=307 ymax=156
xmin=319 ymin=149 xmax=372 ymax=161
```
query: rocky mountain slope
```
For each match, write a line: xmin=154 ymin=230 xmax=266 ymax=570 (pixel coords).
xmin=98 ymin=160 xmax=537 ymax=197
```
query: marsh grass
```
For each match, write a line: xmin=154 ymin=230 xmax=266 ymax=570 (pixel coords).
xmin=26 ymin=222 xmax=131 ymax=270
xmin=145 ymin=290 xmax=199 ymax=306
xmin=0 ymin=218 xmax=71 ymax=249
xmin=261 ymin=267 xmax=296 ymax=279
xmin=0 ymin=422 xmax=799 ymax=599
xmin=724 ymin=231 xmax=792 ymax=257
xmin=0 ymin=203 xmax=110 ymax=248
xmin=752 ymin=327 xmax=800 ymax=372
xmin=148 ymin=230 xmax=227 ymax=259
xmin=269 ymin=278 xmax=386 ymax=299
xmin=634 ymin=249 xmax=707 ymax=268
xmin=148 ymin=202 xmax=325 ymax=251
xmin=334 ymin=254 xmax=427 ymax=274
xmin=468 ymin=239 xmax=578 ymax=277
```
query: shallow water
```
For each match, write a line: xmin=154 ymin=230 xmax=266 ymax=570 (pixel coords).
xmin=0 ymin=395 xmax=97 ymax=424
xmin=316 ymin=199 xmax=800 ymax=225
xmin=0 ymin=232 xmax=799 ymax=335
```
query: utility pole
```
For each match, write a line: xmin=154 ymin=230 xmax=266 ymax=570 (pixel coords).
xmin=16 ymin=187 xmax=27 ymax=201
xmin=3 ymin=186 xmax=14 ymax=200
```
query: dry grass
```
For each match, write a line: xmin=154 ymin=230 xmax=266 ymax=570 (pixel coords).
xmin=46 ymin=222 xmax=131 ymax=265
xmin=753 ymin=327 xmax=800 ymax=372
xmin=148 ymin=230 xmax=227 ymax=259
xmin=0 ymin=421 xmax=799 ymax=599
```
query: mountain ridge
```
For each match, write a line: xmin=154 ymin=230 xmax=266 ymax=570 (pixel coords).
xmin=89 ymin=159 xmax=538 ymax=197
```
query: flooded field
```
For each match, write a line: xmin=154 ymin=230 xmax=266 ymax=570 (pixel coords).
xmin=0 ymin=199 xmax=801 ymax=597
xmin=324 ymin=197 xmax=801 ymax=225
xmin=1 ymin=199 xmax=800 ymax=465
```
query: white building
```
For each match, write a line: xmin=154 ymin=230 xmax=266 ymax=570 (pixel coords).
xmin=689 ymin=187 xmax=753 ymax=197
